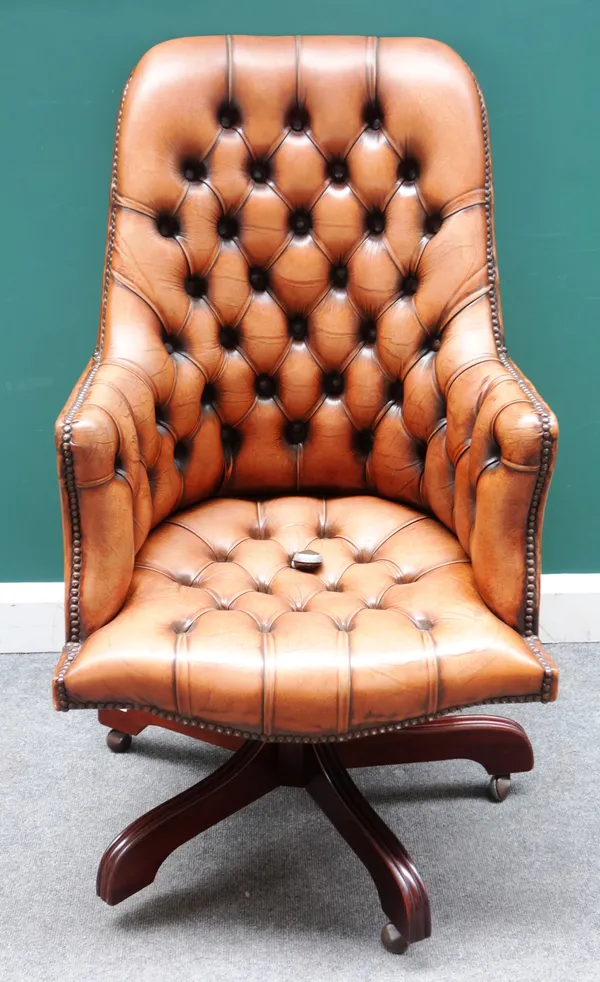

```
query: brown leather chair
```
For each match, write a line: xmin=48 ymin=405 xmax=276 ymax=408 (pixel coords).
xmin=53 ymin=35 xmax=559 ymax=953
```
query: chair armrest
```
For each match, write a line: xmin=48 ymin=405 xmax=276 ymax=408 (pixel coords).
xmin=448 ymin=359 xmax=558 ymax=634
xmin=55 ymin=359 xmax=157 ymax=641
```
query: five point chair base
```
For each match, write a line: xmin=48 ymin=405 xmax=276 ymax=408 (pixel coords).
xmin=97 ymin=710 xmax=534 ymax=952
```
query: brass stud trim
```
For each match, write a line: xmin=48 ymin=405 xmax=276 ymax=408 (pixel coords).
xmin=60 ymin=690 xmax=548 ymax=740
xmin=59 ymin=74 xmax=132 ymax=650
xmin=474 ymin=75 xmax=556 ymax=690
xmin=55 ymin=642 xmax=83 ymax=708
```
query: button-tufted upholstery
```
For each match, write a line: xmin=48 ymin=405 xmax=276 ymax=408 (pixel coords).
xmin=62 ymin=495 xmax=555 ymax=738
xmin=53 ymin=36 xmax=558 ymax=740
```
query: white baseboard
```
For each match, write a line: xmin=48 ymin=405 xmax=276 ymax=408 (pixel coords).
xmin=0 ymin=582 xmax=66 ymax=653
xmin=537 ymin=574 xmax=600 ymax=644
xmin=0 ymin=576 xmax=599 ymax=653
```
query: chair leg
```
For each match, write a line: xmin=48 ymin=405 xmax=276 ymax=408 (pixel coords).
xmin=307 ymin=743 xmax=431 ymax=952
xmin=94 ymin=719 xmax=527 ymax=945
xmin=337 ymin=715 xmax=534 ymax=801
xmin=99 ymin=709 xmax=148 ymax=753
xmin=97 ymin=709 xmax=244 ymax=753
xmin=97 ymin=740 xmax=279 ymax=905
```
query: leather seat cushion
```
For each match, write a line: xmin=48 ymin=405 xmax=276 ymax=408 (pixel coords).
xmin=60 ymin=495 xmax=553 ymax=738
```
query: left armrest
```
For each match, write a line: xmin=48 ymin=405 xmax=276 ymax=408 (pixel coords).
xmin=449 ymin=361 xmax=558 ymax=634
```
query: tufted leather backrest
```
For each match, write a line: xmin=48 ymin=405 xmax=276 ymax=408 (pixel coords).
xmin=103 ymin=35 xmax=497 ymax=528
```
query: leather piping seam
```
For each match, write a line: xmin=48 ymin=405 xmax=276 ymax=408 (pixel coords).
xmin=58 ymin=690 xmax=548 ymax=739
xmin=474 ymin=75 xmax=555 ymax=654
xmin=60 ymin=74 xmax=132 ymax=649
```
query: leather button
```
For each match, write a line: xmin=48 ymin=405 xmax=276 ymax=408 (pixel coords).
xmin=366 ymin=209 xmax=386 ymax=236
xmin=218 ymin=102 xmax=241 ymax=129
xmin=414 ymin=615 xmax=433 ymax=631
xmin=221 ymin=424 xmax=242 ymax=454
xmin=156 ymin=213 xmax=180 ymax=238
xmin=219 ymin=325 xmax=238 ymax=350
xmin=162 ymin=328 xmax=182 ymax=353
xmin=288 ymin=315 xmax=307 ymax=341
xmin=290 ymin=210 xmax=312 ymax=236
xmin=201 ymin=382 xmax=216 ymax=406
xmin=288 ymin=105 xmax=309 ymax=131
xmin=285 ymin=420 xmax=308 ymax=445
xmin=487 ymin=440 xmax=501 ymax=462
xmin=330 ymin=264 xmax=348 ymax=289
xmin=217 ymin=215 xmax=239 ymax=240
xmin=249 ymin=267 xmax=269 ymax=292
xmin=181 ymin=158 xmax=206 ymax=182
xmin=173 ymin=440 xmax=191 ymax=470
xmin=172 ymin=618 xmax=195 ymax=636
xmin=185 ymin=274 xmax=207 ymax=299
xmin=431 ymin=337 xmax=441 ymax=352
xmin=155 ymin=406 xmax=168 ymax=428
xmin=255 ymin=374 xmax=277 ymax=399
xmin=398 ymin=157 xmax=420 ymax=182
xmin=327 ymin=158 xmax=348 ymax=184
xmin=360 ymin=319 xmax=377 ymax=344
xmin=401 ymin=272 xmax=419 ymax=296
xmin=424 ymin=212 xmax=443 ymax=236
xmin=354 ymin=428 xmax=374 ymax=455
xmin=323 ymin=371 xmax=344 ymax=397
xmin=290 ymin=550 xmax=323 ymax=572
xmin=364 ymin=99 xmax=384 ymax=130
xmin=388 ymin=378 xmax=404 ymax=403
xmin=250 ymin=158 xmax=271 ymax=183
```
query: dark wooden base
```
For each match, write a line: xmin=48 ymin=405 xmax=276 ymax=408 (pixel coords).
xmin=97 ymin=710 xmax=534 ymax=951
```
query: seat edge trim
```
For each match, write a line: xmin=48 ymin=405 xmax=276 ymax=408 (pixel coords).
xmin=55 ymin=690 xmax=552 ymax=744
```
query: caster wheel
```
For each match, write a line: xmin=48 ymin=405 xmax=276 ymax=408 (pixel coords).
xmin=489 ymin=774 xmax=511 ymax=802
xmin=381 ymin=922 xmax=409 ymax=954
xmin=106 ymin=729 xmax=132 ymax=753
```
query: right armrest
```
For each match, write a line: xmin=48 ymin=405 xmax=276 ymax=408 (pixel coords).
xmin=55 ymin=359 xmax=158 ymax=642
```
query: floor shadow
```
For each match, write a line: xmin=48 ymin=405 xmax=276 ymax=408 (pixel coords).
xmin=364 ymin=781 xmax=485 ymax=804
xmin=111 ymin=831 xmax=376 ymax=942
xmin=126 ymin=737 xmax=229 ymax=769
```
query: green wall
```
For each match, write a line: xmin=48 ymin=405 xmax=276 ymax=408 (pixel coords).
xmin=1 ymin=0 xmax=597 ymax=580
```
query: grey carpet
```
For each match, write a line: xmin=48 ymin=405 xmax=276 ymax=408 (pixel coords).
xmin=0 ymin=644 xmax=598 ymax=981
